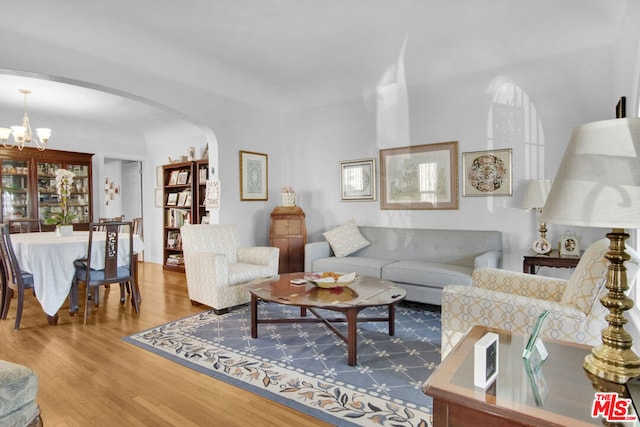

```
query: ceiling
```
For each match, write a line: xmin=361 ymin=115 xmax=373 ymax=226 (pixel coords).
xmin=0 ymin=0 xmax=631 ymax=135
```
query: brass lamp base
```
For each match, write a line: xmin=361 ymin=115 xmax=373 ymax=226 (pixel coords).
xmin=583 ymin=229 xmax=640 ymax=384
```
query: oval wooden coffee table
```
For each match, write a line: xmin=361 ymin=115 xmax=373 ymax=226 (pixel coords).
xmin=247 ymin=272 xmax=406 ymax=366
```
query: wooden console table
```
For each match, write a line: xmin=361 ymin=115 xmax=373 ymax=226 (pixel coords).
xmin=523 ymin=250 xmax=580 ymax=274
xmin=422 ymin=326 xmax=637 ymax=426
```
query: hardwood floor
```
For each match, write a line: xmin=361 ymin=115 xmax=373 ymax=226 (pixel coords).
xmin=0 ymin=262 xmax=330 ymax=426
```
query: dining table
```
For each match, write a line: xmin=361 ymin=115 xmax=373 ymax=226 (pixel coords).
xmin=10 ymin=230 xmax=144 ymax=324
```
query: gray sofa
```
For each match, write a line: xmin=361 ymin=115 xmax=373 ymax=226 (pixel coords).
xmin=304 ymin=226 xmax=502 ymax=306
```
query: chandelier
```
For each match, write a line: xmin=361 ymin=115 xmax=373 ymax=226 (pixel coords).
xmin=0 ymin=89 xmax=51 ymax=151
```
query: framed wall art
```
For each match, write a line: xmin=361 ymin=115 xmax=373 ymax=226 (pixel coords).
xmin=379 ymin=141 xmax=458 ymax=210
xmin=462 ymin=149 xmax=513 ymax=196
xmin=239 ymin=150 xmax=268 ymax=201
xmin=340 ymin=158 xmax=376 ymax=201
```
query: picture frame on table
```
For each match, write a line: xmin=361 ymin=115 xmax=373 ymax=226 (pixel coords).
xmin=177 ymin=170 xmax=190 ymax=185
xmin=380 ymin=141 xmax=458 ymax=210
xmin=340 ymin=158 xmax=376 ymax=201
xmin=462 ymin=148 xmax=513 ymax=197
xmin=560 ymin=234 xmax=580 ymax=257
xmin=239 ymin=150 xmax=268 ymax=201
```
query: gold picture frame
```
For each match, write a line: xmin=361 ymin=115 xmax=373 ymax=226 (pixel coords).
xmin=462 ymin=149 xmax=513 ymax=196
xmin=380 ymin=141 xmax=458 ymax=210
xmin=239 ymin=150 xmax=268 ymax=201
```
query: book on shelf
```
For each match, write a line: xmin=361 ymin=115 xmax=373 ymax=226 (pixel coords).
xmin=166 ymin=208 xmax=191 ymax=227
xmin=199 ymin=167 xmax=207 ymax=183
xmin=166 ymin=254 xmax=184 ymax=265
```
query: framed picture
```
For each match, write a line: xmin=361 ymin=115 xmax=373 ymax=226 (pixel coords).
xmin=156 ymin=166 xmax=164 ymax=187
xmin=340 ymin=158 xmax=376 ymax=201
xmin=560 ymin=234 xmax=580 ymax=257
xmin=168 ymin=170 xmax=179 ymax=186
xmin=380 ymin=141 xmax=458 ymax=210
xmin=177 ymin=170 xmax=190 ymax=185
xmin=167 ymin=193 xmax=178 ymax=206
xmin=239 ymin=150 xmax=268 ymax=201
xmin=462 ymin=149 xmax=513 ymax=196
xmin=155 ymin=188 xmax=163 ymax=208
xmin=201 ymin=215 xmax=210 ymax=224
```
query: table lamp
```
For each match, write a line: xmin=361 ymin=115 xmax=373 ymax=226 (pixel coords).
xmin=521 ymin=179 xmax=552 ymax=254
xmin=541 ymin=117 xmax=640 ymax=384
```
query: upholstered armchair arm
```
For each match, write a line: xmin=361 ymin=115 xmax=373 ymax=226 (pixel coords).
xmin=472 ymin=268 xmax=567 ymax=302
xmin=441 ymin=284 xmax=604 ymax=360
xmin=473 ymin=250 xmax=502 ymax=269
xmin=237 ymin=246 xmax=280 ymax=273
xmin=183 ymin=252 xmax=229 ymax=289
xmin=304 ymin=241 xmax=332 ymax=272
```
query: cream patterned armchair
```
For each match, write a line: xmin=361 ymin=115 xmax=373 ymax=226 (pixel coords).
xmin=441 ymin=238 xmax=640 ymax=360
xmin=181 ymin=224 xmax=279 ymax=314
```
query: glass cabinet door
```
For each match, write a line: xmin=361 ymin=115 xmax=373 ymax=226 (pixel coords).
xmin=1 ymin=159 xmax=30 ymax=221
xmin=37 ymin=161 xmax=63 ymax=223
xmin=67 ymin=163 xmax=90 ymax=223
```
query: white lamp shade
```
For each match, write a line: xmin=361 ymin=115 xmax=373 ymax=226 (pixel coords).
xmin=521 ymin=179 xmax=552 ymax=209
xmin=541 ymin=118 xmax=640 ymax=229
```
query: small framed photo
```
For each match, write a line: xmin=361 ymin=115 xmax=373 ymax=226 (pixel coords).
xmin=340 ymin=158 xmax=376 ymax=201
xmin=177 ymin=171 xmax=190 ymax=185
xmin=168 ymin=170 xmax=179 ymax=186
xmin=240 ymin=150 xmax=268 ymax=201
xmin=167 ymin=193 xmax=178 ymax=206
xmin=462 ymin=149 xmax=513 ymax=197
xmin=560 ymin=234 xmax=580 ymax=257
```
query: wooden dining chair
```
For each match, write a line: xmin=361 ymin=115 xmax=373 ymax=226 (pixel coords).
xmin=72 ymin=221 xmax=140 ymax=324
xmin=97 ymin=216 xmax=123 ymax=232
xmin=8 ymin=219 xmax=42 ymax=233
xmin=0 ymin=224 xmax=36 ymax=329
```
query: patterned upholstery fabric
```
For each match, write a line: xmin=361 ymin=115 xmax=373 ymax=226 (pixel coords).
xmin=0 ymin=360 xmax=40 ymax=426
xmin=441 ymin=238 xmax=640 ymax=360
xmin=181 ymin=224 xmax=279 ymax=311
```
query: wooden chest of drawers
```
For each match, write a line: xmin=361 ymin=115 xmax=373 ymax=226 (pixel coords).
xmin=269 ymin=206 xmax=306 ymax=273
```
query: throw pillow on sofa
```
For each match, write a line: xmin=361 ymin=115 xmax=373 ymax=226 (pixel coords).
xmin=322 ymin=220 xmax=370 ymax=257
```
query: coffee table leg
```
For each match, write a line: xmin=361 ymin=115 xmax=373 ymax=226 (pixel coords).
xmin=251 ymin=294 xmax=258 ymax=338
xmin=388 ymin=303 xmax=396 ymax=336
xmin=347 ymin=308 xmax=357 ymax=366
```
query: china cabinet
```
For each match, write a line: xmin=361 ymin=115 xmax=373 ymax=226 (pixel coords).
xmin=0 ymin=147 xmax=93 ymax=230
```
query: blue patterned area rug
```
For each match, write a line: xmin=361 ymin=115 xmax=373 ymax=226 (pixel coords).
xmin=124 ymin=301 xmax=440 ymax=427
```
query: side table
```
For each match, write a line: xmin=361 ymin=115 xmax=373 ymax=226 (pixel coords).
xmin=523 ymin=249 xmax=580 ymax=274
xmin=422 ymin=325 xmax=637 ymax=426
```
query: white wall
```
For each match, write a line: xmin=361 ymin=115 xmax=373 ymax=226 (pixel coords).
xmin=1 ymin=5 xmax=639 ymax=274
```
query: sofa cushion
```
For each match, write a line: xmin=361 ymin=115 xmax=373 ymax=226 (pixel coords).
xmin=311 ymin=256 xmax=395 ymax=278
xmin=560 ymin=238 xmax=640 ymax=315
xmin=382 ymin=260 xmax=473 ymax=288
xmin=322 ymin=221 xmax=370 ymax=257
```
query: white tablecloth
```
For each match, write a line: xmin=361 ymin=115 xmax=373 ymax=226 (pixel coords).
xmin=11 ymin=231 xmax=144 ymax=316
